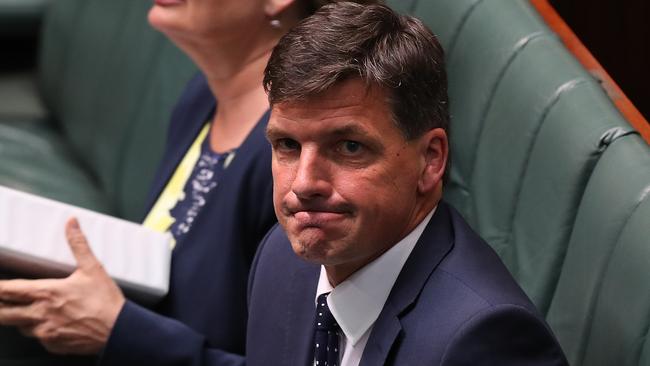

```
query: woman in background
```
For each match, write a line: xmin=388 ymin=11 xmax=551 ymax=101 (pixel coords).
xmin=0 ymin=0 xmax=374 ymax=365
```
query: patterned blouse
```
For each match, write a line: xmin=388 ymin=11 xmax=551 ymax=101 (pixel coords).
xmin=168 ymin=136 xmax=236 ymax=241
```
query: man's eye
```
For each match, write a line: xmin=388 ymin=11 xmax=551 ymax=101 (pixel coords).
xmin=276 ymin=138 xmax=300 ymax=151
xmin=338 ymin=140 xmax=363 ymax=155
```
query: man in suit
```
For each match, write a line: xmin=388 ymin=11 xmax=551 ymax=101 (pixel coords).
xmin=247 ymin=2 xmax=568 ymax=365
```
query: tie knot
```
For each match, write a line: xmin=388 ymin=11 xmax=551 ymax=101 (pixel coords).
xmin=315 ymin=293 xmax=339 ymax=331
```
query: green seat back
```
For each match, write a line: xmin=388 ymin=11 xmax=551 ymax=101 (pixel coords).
xmin=406 ymin=1 xmax=649 ymax=364
xmin=55 ymin=1 xmax=132 ymax=161
xmin=412 ymin=0 xmax=481 ymax=52
xmin=546 ymin=135 xmax=650 ymax=366
xmin=38 ymin=0 xmax=87 ymax=118
xmin=469 ymin=36 xmax=633 ymax=311
xmin=55 ymin=0 xmax=156 ymax=216
xmin=582 ymin=195 xmax=650 ymax=366
xmin=385 ymin=0 xmax=418 ymax=14
xmin=0 ymin=121 xmax=109 ymax=211
xmin=38 ymin=0 xmax=195 ymax=219
xmin=437 ymin=0 xmax=552 ymax=224
xmin=640 ymin=332 xmax=650 ymax=364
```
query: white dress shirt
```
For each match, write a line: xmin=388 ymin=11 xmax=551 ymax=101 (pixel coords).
xmin=313 ymin=207 xmax=436 ymax=366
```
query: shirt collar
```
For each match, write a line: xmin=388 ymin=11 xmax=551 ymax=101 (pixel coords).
xmin=315 ymin=206 xmax=437 ymax=346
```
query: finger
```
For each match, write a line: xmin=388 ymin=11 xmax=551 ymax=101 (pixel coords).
xmin=65 ymin=218 xmax=100 ymax=272
xmin=0 ymin=303 xmax=40 ymax=326
xmin=0 ymin=279 xmax=50 ymax=303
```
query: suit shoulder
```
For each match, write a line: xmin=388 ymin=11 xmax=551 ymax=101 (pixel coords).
xmin=401 ymin=222 xmax=567 ymax=362
xmin=436 ymin=205 xmax=537 ymax=310
xmin=439 ymin=304 xmax=568 ymax=365
xmin=249 ymin=225 xmax=311 ymax=290
xmin=255 ymin=224 xmax=293 ymax=260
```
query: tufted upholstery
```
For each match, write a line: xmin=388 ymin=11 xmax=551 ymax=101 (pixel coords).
xmin=0 ymin=0 xmax=196 ymax=220
xmin=468 ymin=35 xmax=634 ymax=313
xmin=390 ymin=0 xmax=650 ymax=365
xmin=546 ymin=135 xmax=650 ymax=366
xmin=418 ymin=0 xmax=553 ymax=225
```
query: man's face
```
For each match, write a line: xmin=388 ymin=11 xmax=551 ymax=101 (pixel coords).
xmin=267 ymin=79 xmax=444 ymax=283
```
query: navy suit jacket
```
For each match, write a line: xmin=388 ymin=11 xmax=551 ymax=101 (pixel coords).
xmin=246 ymin=202 xmax=568 ymax=365
xmin=100 ymin=74 xmax=276 ymax=365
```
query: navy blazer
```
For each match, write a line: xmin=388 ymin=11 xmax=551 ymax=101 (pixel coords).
xmin=246 ymin=202 xmax=569 ymax=365
xmin=100 ymin=74 xmax=276 ymax=365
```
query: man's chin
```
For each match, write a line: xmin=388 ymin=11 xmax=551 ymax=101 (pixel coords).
xmin=288 ymin=230 xmax=330 ymax=260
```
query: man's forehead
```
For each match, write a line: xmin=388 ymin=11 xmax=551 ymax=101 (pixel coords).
xmin=271 ymin=79 xmax=388 ymax=118
xmin=266 ymin=79 xmax=398 ymax=142
xmin=267 ymin=110 xmax=370 ymax=143
xmin=271 ymin=101 xmax=366 ymax=122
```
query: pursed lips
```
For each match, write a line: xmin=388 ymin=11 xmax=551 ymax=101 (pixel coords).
xmin=285 ymin=203 xmax=352 ymax=228
xmin=154 ymin=0 xmax=185 ymax=6
xmin=293 ymin=210 xmax=348 ymax=226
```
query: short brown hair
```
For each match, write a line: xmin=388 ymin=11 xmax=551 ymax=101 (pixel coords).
xmin=264 ymin=2 xmax=449 ymax=140
xmin=304 ymin=0 xmax=382 ymax=15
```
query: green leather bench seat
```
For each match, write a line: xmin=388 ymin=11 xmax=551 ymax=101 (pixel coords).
xmin=387 ymin=0 xmax=418 ymax=14
xmin=582 ymin=191 xmax=650 ymax=366
xmin=0 ymin=72 xmax=48 ymax=125
xmin=397 ymin=1 xmax=650 ymax=365
xmin=46 ymin=1 xmax=194 ymax=220
xmin=423 ymin=0 xmax=553 ymax=224
xmin=412 ymin=0 xmax=481 ymax=52
xmin=503 ymin=81 xmax=636 ymax=314
xmin=469 ymin=35 xmax=634 ymax=313
xmin=546 ymin=135 xmax=650 ymax=366
xmin=0 ymin=0 xmax=196 ymax=220
xmin=0 ymin=121 xmax=110 ymax=212
xmin=46 ymin=1 xmax=166 ymax=218
xmin=37 ymin=0 xmax=86 ymax=117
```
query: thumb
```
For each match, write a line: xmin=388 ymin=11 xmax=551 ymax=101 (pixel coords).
xmin=65 ymin=218 xmax=101 ymax=272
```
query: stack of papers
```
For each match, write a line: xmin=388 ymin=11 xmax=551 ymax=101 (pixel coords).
xmin=0 ymin=185 xmax=172 ymax=304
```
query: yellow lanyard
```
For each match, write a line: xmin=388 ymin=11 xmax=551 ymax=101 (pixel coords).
xmin=142 ymin=124 xmax=210 ymax=248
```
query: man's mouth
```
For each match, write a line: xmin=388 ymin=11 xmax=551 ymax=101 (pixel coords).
xmin=154 ymin=0 xmax=184 ymax=7
xmin=292 ymin=211 xmax=348 ymax=227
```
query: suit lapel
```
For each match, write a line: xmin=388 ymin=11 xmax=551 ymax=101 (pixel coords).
xmin=360 ymin=203 xmax=455 ymax=366
xmin=286 ymin=265 xmax=320 ymax=366
xmin=358 ymin=307 xmax=402 ymax=366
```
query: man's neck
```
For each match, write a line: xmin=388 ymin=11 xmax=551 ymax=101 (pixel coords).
xmin=325 ymin=198 xmax=440 ymax=287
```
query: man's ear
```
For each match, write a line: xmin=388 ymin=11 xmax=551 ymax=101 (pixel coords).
xmin=264 ymin=0 xmax=298 ymax=17
xmin=417 ymin=128 xmax=448 ymax=195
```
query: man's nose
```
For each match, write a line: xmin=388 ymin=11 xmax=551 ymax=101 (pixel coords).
xmin=291 ymin=148 xmax=332 ymax=200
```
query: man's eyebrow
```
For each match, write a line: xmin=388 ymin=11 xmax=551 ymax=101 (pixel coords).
xmin=265 ymin=125 xmax=286 ymax=140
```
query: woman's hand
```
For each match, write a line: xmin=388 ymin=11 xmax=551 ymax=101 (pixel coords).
xmin=0 ymin=218 xmax=125 ymax=355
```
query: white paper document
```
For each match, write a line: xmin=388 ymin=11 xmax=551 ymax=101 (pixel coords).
xmin=0 ymin=185 xmax=172 ymax=303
